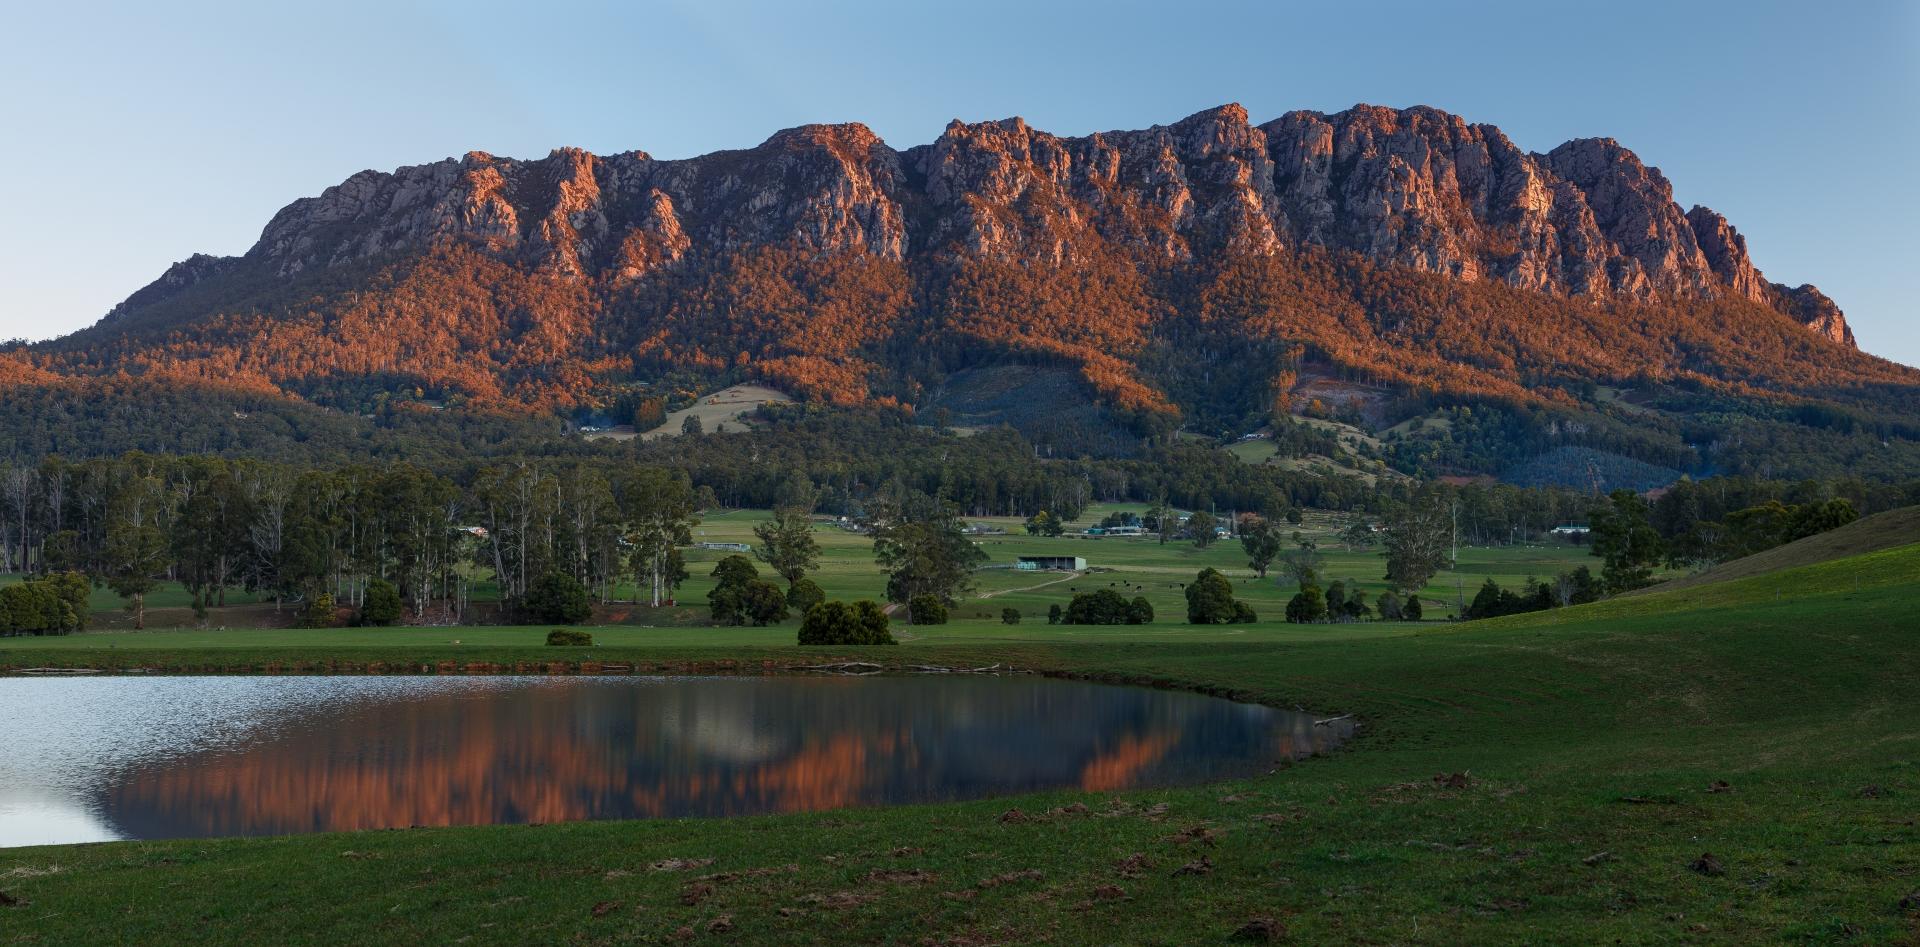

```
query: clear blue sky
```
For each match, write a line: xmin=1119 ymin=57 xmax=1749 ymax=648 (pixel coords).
xmin=4 ymin=0 xmax=1915 ymax=365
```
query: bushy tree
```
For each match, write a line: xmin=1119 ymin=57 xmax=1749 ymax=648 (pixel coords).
xmin=524 ymin=570 xmax=592 ymax=624
xmin=1285 ymin=584 xmax=1326 ymax=623
xmin=1047 ymin=603 xmax=1063 ymax=625
xmin=1239 ymin=515 xmax=1283 ymax=578
xmin=0 ymin=576 xmax=83 ymax=635
xmin=299 ymin=591 xmax=337 ymax=628
xmin=754 ymin=508 xmax=820 ymax=584
xmin=1590 ymin=490 xmax=1665 ymax=592
xmin=1325 ymin=581 xmax=1349 ymax=619
xmin=1187 ymin=510 xmax=1219 ymax=548
xmin=1024 ymin=510 xmax=1064 ymax=537
xmin=1126 ymin=596 xmax=1154 ymax=625
xmin=786 ymin=576 xmax=825 ymax=613
xmin=1001 ymin=607 xmax=1021 ymax=625
xmin=741 ymin=580 xmax=790 ymax=626
xmin=707 ymin=554 xmax=762 ymax=625
xmin=1065 ymin=588 xmax=1131 ymax=624
xmin=1383 ymin=490 xmax=1452 ymax=592
xmin=797 ymin=599 xmax=896 ymax=646
xmin=1402 ymin=594 xmax=1423 ymax=621
xmin=359 ymin=578 xmax=403 ymax=626
xmin=1377 ymin=590 xmax=1404 ymax=621
xmin=868 ymin=493 xmax=987 ymax=607
xmin=908 ymin=593 xmax=948 ymax=625
xmin=1185 ymin=568 xmax=1253 ymax=624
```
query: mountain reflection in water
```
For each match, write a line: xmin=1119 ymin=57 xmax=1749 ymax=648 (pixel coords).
xmin=0 ymin=675 xmax=1352 ymax=846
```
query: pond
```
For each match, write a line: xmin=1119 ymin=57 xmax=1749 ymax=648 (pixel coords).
xmin=0 ymin=675 xmax=1353 ymax=847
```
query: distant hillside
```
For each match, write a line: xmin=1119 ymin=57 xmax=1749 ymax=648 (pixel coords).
xmin=1641 ymin=506 xmax=1920 ymax=595
xmin=4 ymin=102 xmax=1918 ymax=476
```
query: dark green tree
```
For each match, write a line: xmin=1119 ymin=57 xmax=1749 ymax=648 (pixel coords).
xmin=1590 ymin=490 xmax=1665 ymax=592
xmin=753 ymin=508 xmax=820 ymax=585
xmin=1239 ymin=515 xmax=1283 ymax=578
xmin=798 ymin=599 xmax=896 ymax=645
xmin=524 ymin=570 xmax=593 ymax=624
xmin=359 ymin=577 xmax=403 ymax=626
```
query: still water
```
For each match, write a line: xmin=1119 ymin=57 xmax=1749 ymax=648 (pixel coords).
xmin=0 ymin=675 xmax=1351 ymax=847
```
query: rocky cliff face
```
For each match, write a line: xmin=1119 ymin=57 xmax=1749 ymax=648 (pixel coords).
xmin=115 ymin=103 xmax=1850 ymax=345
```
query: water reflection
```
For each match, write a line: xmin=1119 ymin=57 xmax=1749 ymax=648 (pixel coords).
xmin=0 ymin=675 xmax=1351 ymax=846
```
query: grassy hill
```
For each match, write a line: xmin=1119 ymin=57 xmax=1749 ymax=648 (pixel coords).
xmin=3 ymin=535 xmax=1917 ymax=942
xmin=1643 ymin=504 xmax=1920 ymax=595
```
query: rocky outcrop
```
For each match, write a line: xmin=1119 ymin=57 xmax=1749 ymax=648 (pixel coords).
xmin=142 ymin=103 xmax=1850 ymax=346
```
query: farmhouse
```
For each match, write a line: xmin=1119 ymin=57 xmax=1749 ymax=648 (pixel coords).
xmin=1016 ymin=555 xmax=1086 ymax=571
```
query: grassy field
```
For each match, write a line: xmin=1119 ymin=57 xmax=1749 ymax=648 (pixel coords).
xmin=2 ymin=529 xmax=1916 ymax=943
xmin=5 ymin=504 xmax=1599 ymax=632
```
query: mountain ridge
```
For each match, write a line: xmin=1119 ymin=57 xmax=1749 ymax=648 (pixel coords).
xmin=5 ymin=101 xmax=1915 ymax=481
xmin=97 ymin=102 xmax=1849 ymax=343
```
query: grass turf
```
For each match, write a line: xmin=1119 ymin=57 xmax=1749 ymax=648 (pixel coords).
xmin=1 ymin=544 xmax=1916 ymax=943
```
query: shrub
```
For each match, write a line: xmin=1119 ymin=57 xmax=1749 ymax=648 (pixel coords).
xmin=1126 ymin=596 xmax=1154 ymax=625
xmin=298 ymin=592 xmax=337 ymax=628
xmin=546 ymin=629 xmax=593 ymax=646
xmin=359 ymin=578 xmax=403 ymax=626
xmin=1065 ymin=588 xmax=1130 ymax=624
xmin=742 ymin=579 xmax=790 ymax=626
xmin=1285 ymin=584 xmax=1326 ymax=623
xmin=786 ymin=577 xmax=826 ymax=613
xmin=1047 ymin=603 xmax=1063 ymax=625
xmin=798 ymin=600 xmax=897 ymax=645
xmin=908 ymin=593 xmax=948 ymax=625
xmin=524 ymin=571 xmax=593 ymax=624
xmin=1403 ymin=594 xmax=1424 ymax=621
xmin=1185 ymin=568 xmax=1253 ymax=624
xmin=0 ymin=576 xmax=83 ymax=636
xmin=1001 ymin=607 xmax=1021 ymax=625
xmin=708 ymin=555 xmax=762 ymax=625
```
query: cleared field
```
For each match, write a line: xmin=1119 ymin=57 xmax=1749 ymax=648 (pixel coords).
xmin=3 ymin=538 xmax=1915 ymax=944
xmin=639 ymin=384 xmax=794 ymax=439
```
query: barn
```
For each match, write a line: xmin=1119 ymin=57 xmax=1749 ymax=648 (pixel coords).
xmin=1016 ymin=555 xmax=1086 ymax=571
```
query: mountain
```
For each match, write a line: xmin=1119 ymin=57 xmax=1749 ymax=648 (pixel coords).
xmin=4 ymin=103 xmax=1917 ymax=479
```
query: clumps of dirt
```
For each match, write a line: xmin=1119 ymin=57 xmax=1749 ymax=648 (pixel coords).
xmin=1091 ymin=884 xmax=1126 ymax=901
xmin=680 ymin=882 xmax=715 ymax=906
xmin=1113 ymin=852 xmax=1153 ymax=879
xmin=1173 ymin=856 xmax=1214 ymax=877
xmin=797 ymin=891 xmax=878 ymax=911
xmin=1143 ymin=802 xmax=1171 ymax=821
xmin=976 ymin=869 xmax=1043 ymax=889
xmin=1432 ymin=772 xmax=1471 ymax=790
xmin=1251 ymin=812 xmax=1302 ymax=826
xmin=998 ymin=808 xmax=1030 ymax=824
xmin=337 ymin=850 xmax=381 ymax=860
xmin=1705 ymin=780 xmax=1733 ymax=794
xmin=1690 ymin=853 xmax=1726 ymax=877
xmin=0 ymin=890 xmax=22 ymax=908
xmin=866 ymin=868 xmax=939 ymax=886
xmin=1164 ymin=825 xmax=1219 ymax=847
xmin=1046 ymin=802 xmax=1090 ymax=817
xmin=1229 ymin=916 xmax=1286 ymax=942
xmin=707 ymin=915 xmax=734 ymax=934
xmin=698 ymin=864 xmax=799 ymax=884
xmin=1582 ymin=851 xmax=1614 ymax=866
xmin=590 ymin=900 xmax=621 ymax=917
xmin=890 ymin=846 xmax=924 ymax=858
xmin=650 ymin=857 xmax=716 ymax=872
xmin=1857 ymin=785 xmax=1891 ymax=799
xmin=1218 ymin=793 xmax=1253 ymax=804
xmin=1898 ymin=891 xmax=1920 ymax=914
